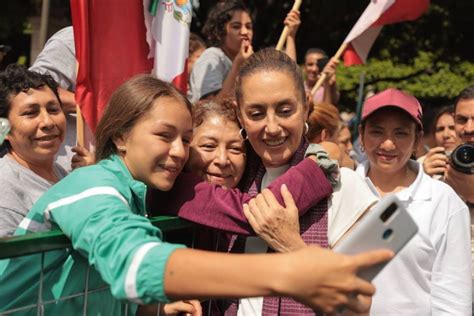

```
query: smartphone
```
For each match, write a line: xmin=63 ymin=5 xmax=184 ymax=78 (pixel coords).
xmin=0 ymin=118 xmax=10 ymax=145
xmin=333 ymin=194 xmax=418 ymax=281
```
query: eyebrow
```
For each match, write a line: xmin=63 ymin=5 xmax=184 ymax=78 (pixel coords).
xmin=159 ymin=123 xmax=178 ymax=131
xmin=156 ymin=123 xmax=193 ymax=135
xmin=245 ymin=98 xmax=297 ymax=109
xmin=198 ymin=135 xmax=218 ymax=142
xmin=276 ymin=98 xmax=297 ymax=107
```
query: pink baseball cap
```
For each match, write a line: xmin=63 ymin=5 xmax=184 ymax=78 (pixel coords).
xmin=361 ymin=88 xmax=423 ymax=129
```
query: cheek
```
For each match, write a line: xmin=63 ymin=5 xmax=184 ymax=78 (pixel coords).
xmin=55 ymin=115 xmax=67 ymax=138
xmin=9 ymin=121 xmax=35 ymax=140
xmin=188 ymin=148 xmax=209 ymax=170
xmin=232 ymin=154 xmax=246 ymax=170
xmin=231 ymin=156 xmax=246 ymax=182
xmin=287 ymin=119 xmax=305 ymax=139
xmin=243 ymin=120 xmax=263 ymax=140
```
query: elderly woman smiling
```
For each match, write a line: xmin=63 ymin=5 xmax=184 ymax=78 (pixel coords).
xmin=0 ymin=64 xmax=67 ymax=237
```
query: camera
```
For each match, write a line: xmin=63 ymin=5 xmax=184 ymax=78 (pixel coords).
xmin=450 ymin=143 xmax=474 ymax=174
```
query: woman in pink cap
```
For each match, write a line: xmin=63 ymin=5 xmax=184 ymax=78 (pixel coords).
xmin=356 ymin=88 xmax=471 ymax=314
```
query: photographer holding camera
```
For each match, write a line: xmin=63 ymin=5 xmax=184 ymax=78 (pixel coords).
xmin=422 ymin=87 xmax=474 ymax=203
xmin=421 ymin=105 xmax=461 ymax=179
xmin=443 ymin=86 xmax=474 ymax=207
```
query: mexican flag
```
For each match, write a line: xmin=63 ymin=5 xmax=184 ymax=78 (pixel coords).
xmin=71 ymin=0 xmax=192 ymax=133
xmin=71 ymin=0 xmax=153 ymax=133
xmin=144 ymin=0 xmax=192 ymax=94
xmin=343 ymin=0 xmax=430 ymax=66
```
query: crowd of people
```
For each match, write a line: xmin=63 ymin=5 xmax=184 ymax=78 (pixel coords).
xmin=0 ymin=0 xmax=473 ymax=315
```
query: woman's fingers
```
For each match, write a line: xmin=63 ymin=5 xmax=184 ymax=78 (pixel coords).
xmin=280 ymin=184 xmax=297 ymax=209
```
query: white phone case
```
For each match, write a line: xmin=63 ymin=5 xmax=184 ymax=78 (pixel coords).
xmin=333 ymin=194 xmax=418 ymax=281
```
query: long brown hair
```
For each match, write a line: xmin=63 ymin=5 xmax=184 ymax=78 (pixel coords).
xmin=95 ymin=75 xmax=192 ymax=161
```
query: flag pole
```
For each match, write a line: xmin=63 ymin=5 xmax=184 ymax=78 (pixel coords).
xmin=310 ymin=42 xmax=348 ymax=96
xmin=275 ymin=0 xmax=302 ymax=51
xmin=75 ymin=61 xmax=84 ymax=148
xmin=76 ymin=104 xmax=85 ymax=148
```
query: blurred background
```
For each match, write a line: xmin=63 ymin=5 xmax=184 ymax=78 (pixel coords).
xmin=1 ymin=0 xmax=473 ymax=110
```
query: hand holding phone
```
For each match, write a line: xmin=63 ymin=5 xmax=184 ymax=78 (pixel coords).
xmin=334 ymin=194 xmax=418 ymax=281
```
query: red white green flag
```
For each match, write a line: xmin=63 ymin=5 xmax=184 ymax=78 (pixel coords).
xmin=343 ymin=0 xmax=430 ymax=66
xmin=144 ymin=0 xmax=192 ymax=94
xmin=71 ymin=0 xmax=192 ymax=133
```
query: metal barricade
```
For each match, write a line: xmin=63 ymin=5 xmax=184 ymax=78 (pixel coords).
xmin=0 ymin=216 xmax=194 ymax=315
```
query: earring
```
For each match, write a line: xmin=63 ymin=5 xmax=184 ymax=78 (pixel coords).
xmin=239 ymin=128 xmax=248 ymax=141
xmin=304 ymin=122 xmax=309 ymax=135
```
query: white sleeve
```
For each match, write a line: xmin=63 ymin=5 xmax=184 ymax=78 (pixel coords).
xmin=328 ymin=168 xmax=378 ymax=247
xmin=189 ymin=51 xmax=227 ymax=102
xmin=431 ymin=205 xmax=472 ymax=315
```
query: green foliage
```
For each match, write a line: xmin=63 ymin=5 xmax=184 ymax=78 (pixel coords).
xmin=337 ymin=51 xmax=474 ymax=108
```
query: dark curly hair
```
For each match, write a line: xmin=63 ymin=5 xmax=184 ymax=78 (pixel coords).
xmin=192 ymin=97 xmax=240 ymax=128
xmin=0 ymin=64 xmax=62 ymax=152
xmin=0 ymin=64 xmax=61 ymax=119
xmin=202 ymin=0 xmax=251 ymax=47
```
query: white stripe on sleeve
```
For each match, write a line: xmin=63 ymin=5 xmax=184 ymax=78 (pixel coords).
xmin=125 ymin=242 xmax=161 ymax=304
xmin=43 ymin=186 xmax=129 ymax=221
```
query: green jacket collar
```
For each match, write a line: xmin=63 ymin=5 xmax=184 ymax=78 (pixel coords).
xmin=101 ymin=155 xmax=148 ymax=216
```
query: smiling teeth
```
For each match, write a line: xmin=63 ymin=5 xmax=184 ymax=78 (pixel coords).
xmin=161 ymin=165 xmax=178 ymax=172
xmin=37 ymin=135 xmax=56 ymax=140
xmin=265 ymin=138 xmax=286 ymax=146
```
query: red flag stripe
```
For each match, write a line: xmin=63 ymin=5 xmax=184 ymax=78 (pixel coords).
xmin=71 ymin=0 xmax=153 ymax=133
xmin=343 ymin=44 xmax=364 ymax=66
xmin=373 ymin=0 xmax=430 ymax=26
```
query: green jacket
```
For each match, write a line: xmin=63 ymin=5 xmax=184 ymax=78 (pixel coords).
xmin=0 ymin=155 xmax=184 ymax=315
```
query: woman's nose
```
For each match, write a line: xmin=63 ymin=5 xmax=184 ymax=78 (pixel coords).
xmin=265 ymin=116 xmax=281 ymax=135
xmin=214 ymin=148 xmax=229 ymax=167
xmin=380 ymin=138 xmax=396 ymax=150
xmin=169 ymin=139 xmax=187 ymax=160
xmin=38 ymin=111 xmax=54 ymax=129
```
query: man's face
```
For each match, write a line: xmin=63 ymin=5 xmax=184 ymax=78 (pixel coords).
xmin=454 ymin=98 xmax=474 ymax=143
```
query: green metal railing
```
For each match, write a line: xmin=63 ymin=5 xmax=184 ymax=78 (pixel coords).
xmin=0 ymin=216 xmax=194 ymax=315
xmin=0 ymin=216 xmax=193 ymax=259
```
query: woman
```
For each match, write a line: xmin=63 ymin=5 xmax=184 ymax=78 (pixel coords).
xmin=0 ymin=64 xmax=68 ymax=237
xmin=186 ymin=98 xmax=246 ymax=189
xmin=307 ymin=102 xmax=355 ymax=169
xmin=420 ymin=105 xmax=461 ymax=178
xmin=189 ymin=0 xmax=300 ymax=102
xmin=356 ymin=88 xmax=471 ymax=314
xmin=0 ymin=75 xmax=391 ymax=315
xmin=303 ymin=48 xmax=340 ymax=105
xmin=167 ymin=48 xmax=378 ymax=315
xmin=307 ymin=102 xmax=340 ymax=144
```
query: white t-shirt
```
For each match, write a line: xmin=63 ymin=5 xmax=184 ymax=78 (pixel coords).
xmin=238 ymin=166 xmax=377 ymax=315
xmin=357 ymin=160 xmax=472 ymax=315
